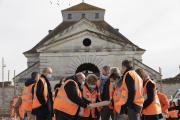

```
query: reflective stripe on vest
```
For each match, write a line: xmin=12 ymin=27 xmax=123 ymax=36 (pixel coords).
xmin=21 ymin=84 xmax=34 ymax=112
xmin=113 ymin=87 xmax=127 ymax=113
xmin=143 ymin=80 xmax=162 ymax=115
xmin=82 ymin=85 xmax=98 ymax=118
xmin=53 ymin=80 xmax=82 ymax=116
xmin=32 ymin=78 xmax=48 ymax=109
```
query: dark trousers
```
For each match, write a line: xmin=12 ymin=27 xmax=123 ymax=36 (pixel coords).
xmin=78 ymin=117 xmax=97 ymax=120
xmin=36 ymin=115 xmax=49 ymax=120
xmin=100 ymin=106 xmax=114 ymax=120
xmin=55 ymin=110 xmax=77 ymax=120
xmin=127 ymin=108 xmax=141 ymax=120
xmin=142 ymin=115 xmax=162 ymax=120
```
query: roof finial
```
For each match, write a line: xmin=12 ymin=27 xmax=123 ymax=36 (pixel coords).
xmin=82 ymin=0 xmax=84 ymax=3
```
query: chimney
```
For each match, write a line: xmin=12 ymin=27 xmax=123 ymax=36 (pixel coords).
xmin=48 ymin=30 xmax=53 ymax=33
xmin=115 ymin=28 xmax=119 ymax=32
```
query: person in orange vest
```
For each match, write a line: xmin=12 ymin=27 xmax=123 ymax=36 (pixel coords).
xmin=157 ymin=91 xmax=169 ymax=119
xmin=110 ymin=67 xmax=127 ymax=120
xmin=32 ymin=67 xmax=53 ymax=120
xmin=100 ymin=66 xmax=115 ymax=120
xmin=10 ymin=96 xmax=19 ymax=119
xmin=120 ymin=60 xmax=144 ymax=120
xmin=79 ymin=74 xmax=100 ymax=120
xmin=136 ymin=68 xmax=162 ymax=120
xmin=19 ymin=72 xmax=39 ymax=120
xmin=178 ymin=100 xmax=180 ymax=119
xmin=53 ymin=74 xmax=90 ymax=120
xmin=168 ymin=110 xmax=178 ymax=120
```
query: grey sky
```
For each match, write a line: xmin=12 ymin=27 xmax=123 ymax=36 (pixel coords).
xmin=0 ymin=0 xmax=180 ymax=81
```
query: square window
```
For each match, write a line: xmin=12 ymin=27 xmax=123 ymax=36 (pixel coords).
xmin=82 ymin=13 xmax=85 ymax=18
xmin=95 ymin=13 xmax=99 ymax=19
xmin=68 ymin=14 xmax=72 ymax=19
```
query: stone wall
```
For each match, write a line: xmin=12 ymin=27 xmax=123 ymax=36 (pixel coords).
xmin=0 ymin=87 xmax=15 ymax=110
xmin=160 ymin=83 xmax=180 ymax=98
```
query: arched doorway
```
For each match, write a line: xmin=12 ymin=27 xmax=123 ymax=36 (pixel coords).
xmin=76 ymin=63 xmax=100 ymax=77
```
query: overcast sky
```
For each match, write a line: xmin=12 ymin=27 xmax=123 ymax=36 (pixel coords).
xmin=0 ymin=0 xmax=180 ymax=81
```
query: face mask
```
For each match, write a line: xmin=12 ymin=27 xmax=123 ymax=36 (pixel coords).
xmin=101 ymin=75 xmax=108 ymax=80
xmin=89 ymin=85 xmax=96 ymax=89
xmin=113 ymin=81 xmax=117 ymax=88
xmin=82 ymin=81 xmax=85 ymax=85
xmin=46 ymin=74 xmax=52 ymax=79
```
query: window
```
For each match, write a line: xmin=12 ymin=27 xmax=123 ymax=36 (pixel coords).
xmin=83 ymin=38 xmax=91 ymax=47
xmin=68 ymin=14 xmax=72 ymax=19
xmin=82 ymin=13 xmax=85 ymax=18
xmin=95 ymin=13 xmax=99 ymax=19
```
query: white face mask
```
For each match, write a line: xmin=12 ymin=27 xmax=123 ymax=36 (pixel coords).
xmin=46 ymin=74 xmax=52 ymax=79
xmin=82 ymin=81 xmax=85 ymax=85
xmin=101 ymin=74 xmax=108 ymax=80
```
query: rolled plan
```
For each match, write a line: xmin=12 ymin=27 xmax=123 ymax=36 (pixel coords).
xmin=87 ymin=101 xmax=110 ymax=108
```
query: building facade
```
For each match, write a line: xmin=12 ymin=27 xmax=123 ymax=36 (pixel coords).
xmin=14 ymin=2 xmax=161 ymax=92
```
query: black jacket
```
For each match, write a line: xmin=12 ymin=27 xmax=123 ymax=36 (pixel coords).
xmin=101 ymin=79 xmax=111 ymax=101
xmin=55 ymin=80 xmax=90 ymax=118
xmin=143 ymin=80 xmax=155 ymax=109
xmin=32 ymin=75 xmax=53 ymax=117
xmin=24 ymin=79 xmax=36 ymax=95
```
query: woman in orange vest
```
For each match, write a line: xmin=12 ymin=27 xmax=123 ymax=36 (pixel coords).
xmin=79 ymin=74 xmax=100 ymax=120
xmin=110 ymin=67 xmax=128 ymax=120
xmin=136 ymin=68 xmax=162 ymax=120
xmin=53 ymin=76 xmax=90 ymax=120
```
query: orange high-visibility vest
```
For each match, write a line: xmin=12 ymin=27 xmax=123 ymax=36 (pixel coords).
xmin=120 ymin=70 xmax=144 ymax=107
xmin=168 ymin=110 xmax=178 ymax=118
xmin=109 ymin=82 xmax=114 ymax=109
xmin=82 ymin=85 xmax=99 ymax=118
xmin=10 ymin=97 xmax=19 ymax=118
xmin=19 ymin=84 xmax=34 ymax=119
xmin=19 ymin=100 xmax=25 ymax=119
xmin=21 ymin=84 xmax=34 ymax=111
xmin=54 ymin=80 xmax=82 ymax=116
xmin=143 ymin=80 xmax=162 ymax=115
xmin=32 ymin=77 xmax=48 ymax=109
xmin=157 ymin=91 xmax=169 ymax=114
xmin=113 ymin=87 xmax=124 ymax=113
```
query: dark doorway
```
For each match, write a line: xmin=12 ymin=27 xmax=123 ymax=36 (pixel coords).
xmin=76 ymin=63 xmax=100 ymax=77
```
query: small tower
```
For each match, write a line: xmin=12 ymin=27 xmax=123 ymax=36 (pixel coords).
xmin=61 ymin=2 xmax=105 ymax=21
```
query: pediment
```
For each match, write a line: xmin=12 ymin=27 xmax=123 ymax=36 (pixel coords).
xmin=37 ymin=30 xmax=131 ymax=53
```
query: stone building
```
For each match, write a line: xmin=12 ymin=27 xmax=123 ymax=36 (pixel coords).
xmin=0 ymin=82 xmax=14 ymax=116
xmin=14 ymin=2 xmax=161 ymax=91
xmin=160 ymin=73 xmax=180 ymax=98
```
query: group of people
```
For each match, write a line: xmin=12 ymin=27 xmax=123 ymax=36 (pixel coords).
xmin=10 ymin=60 xmax=177 ymax=120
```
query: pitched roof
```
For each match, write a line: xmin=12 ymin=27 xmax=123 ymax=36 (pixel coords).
xmin=24 ymin=20 xmax=144 ymax=54
xmin=162 ymin=73 xmax=180 ymax=84
xmin=24 ymin=21 xmax=76 ymax=54
xmin=62 ymin=2 xmax=105 ymax=12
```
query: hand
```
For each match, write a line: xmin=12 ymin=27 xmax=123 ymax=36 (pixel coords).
xmin=87 ymin=104 xmax=94 ymax=109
